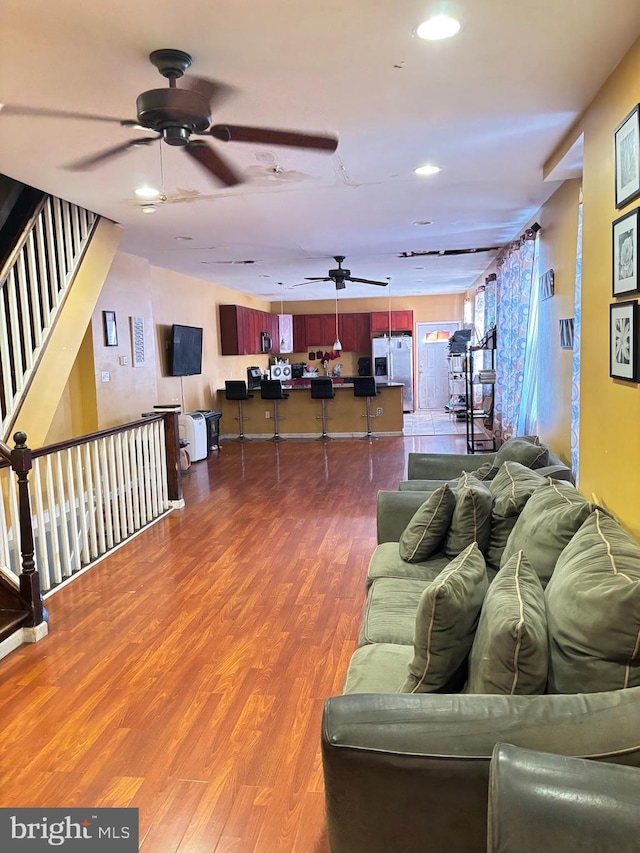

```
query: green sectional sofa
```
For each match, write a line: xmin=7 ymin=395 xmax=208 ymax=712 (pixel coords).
xmin=322 ymin=461 xmax=640 ymax=853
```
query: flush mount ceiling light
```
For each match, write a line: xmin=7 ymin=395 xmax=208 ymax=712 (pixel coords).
xmin=414 ymin=164 xmax=441 ymax=177
xmin=174 ymin=235 xmax=192 ymax=241
xmin=135 ymin=185 xmax=160 ymax=199
xmin=416 ymin=15 xmax=461 ymax=40
xmin=413 ymin=220 xmax=433 ymax=226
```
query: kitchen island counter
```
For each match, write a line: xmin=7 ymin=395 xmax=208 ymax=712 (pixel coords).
xmin=215 ymin=381 xmax=403 ymax=438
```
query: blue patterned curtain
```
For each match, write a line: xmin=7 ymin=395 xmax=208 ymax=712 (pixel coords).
xmin=571 ymin=200 xmax=583 ymax=482
xmin=494 ymin=236 xmax=536 ymax=441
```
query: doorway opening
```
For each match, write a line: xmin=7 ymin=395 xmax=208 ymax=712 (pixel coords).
xmin=416 ymin=321 xmax=460 ymax=410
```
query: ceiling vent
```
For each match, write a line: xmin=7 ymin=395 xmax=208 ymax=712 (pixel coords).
xmin=399 ymin=247 xmax=500 ymax=258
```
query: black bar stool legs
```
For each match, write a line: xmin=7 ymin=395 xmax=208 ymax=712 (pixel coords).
xmin=225 ymin=381 xmax=253 ymax=441
xmin=353 ymin=376 xmax=378 ymax=441
xmin=260 ymin=380 xmax=289 ymax=441
xmin=310 ymin=377 xmax=335 ymax=441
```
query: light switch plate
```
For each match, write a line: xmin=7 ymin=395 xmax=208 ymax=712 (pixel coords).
xmin=119 ymin=355 xmax=129 ymax=366
xmin=101 ymin=371 xmax=110 ymax=382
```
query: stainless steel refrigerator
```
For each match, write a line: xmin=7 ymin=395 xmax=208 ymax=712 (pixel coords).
xmin=372 ymin=334 xmax=413 ymax=412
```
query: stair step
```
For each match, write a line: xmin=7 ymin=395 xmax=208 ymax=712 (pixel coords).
xmin=0 ymin=609 xmax=30 ymax=643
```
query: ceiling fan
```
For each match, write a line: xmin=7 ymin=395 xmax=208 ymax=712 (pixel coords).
xmin=0 ymin=48 xmax=338 ymax=187
xmin=294 ymin=256 xmax=388 ymax=290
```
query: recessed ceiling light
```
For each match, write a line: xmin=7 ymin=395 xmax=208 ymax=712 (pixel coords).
xmin=135 ymin=186 xmax=160 ymax=199
xmin=174 ymin=236 xmax=192 ymax=241
xmin=414 ymin=164 xmax=441 ymax=177
xmin=140 ymin=205 xmax=157 ymax=214
xmin=414 ymin=266 xmax=425 ymax=270
xmin=416 ymin=15 xmax=461 ymax=41
xmin=413 ymin=220 xmax=433 ymax=226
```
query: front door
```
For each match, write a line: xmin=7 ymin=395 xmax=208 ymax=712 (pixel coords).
xmin=416 ymin=322 xmax=460 ymax=409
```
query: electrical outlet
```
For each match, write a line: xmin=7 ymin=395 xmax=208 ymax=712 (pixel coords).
xmin=101 ymin=371 xmax=110 ymax=382
xmin=376 ymin=407 xmax=383 ymax=416
xmin=119 ymin=355 xmax=129 ymax=366
xmin=265 ymin=410 xmax=271 ymax=418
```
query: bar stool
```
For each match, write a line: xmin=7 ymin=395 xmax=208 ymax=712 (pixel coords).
xmin=260 ymin=379 xmax=289 ymax=441
xmin=225 ymin=380 xmax=253 ymax=441
xmin=310 ymin=377 xmax=335 ymax=441
xmin=353 ymin=376 xmax=378 ymax=440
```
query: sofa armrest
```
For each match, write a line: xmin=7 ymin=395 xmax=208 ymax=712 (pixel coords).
xmin=407 ymin=451 xmax=496 ymax=480
xmin=322 ymin=689 xmax=640 ymax=853
xmin=377 ymin=490 xmax=429 ymax=543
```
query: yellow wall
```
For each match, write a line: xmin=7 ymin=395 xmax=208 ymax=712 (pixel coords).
xmin=576 ymin=38 xmax=640 ymax=536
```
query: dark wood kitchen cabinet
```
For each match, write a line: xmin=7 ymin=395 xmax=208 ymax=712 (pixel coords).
xmin=219 ymin=304 xmax=279 ymax=355
xmin=293 ymin=314 xmax=307 ymax=351
xmin=338 ymin=312 xmax=370 ymax=352
xmin=370 ymin=310 xmax=414 ymax=334
xmin=305 ymin=314 xmax=337 ymax=346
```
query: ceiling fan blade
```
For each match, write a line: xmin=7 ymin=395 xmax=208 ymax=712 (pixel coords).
xmin=209 ymin=124 xmax=338 ymax=152
xmin=184 ymin=141 xmax=243 ymax=187
xmin=64 ymin=136 xmax=159 ymax=171
xmin=348 ymin=276 xmax=389 ymax=287
xmin=182 ymin=76 xmax=235 ymax=111
xmin=304 ymin=277 xmax=331 ymax=281
xmin=0 ymin=104 xmax=134 ymax=124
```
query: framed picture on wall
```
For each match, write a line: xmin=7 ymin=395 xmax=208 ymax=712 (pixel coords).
xmin=610 ymin=300 xmax=638 ymax=382
xmin=103 ymin=310 xmax=118 ymax=347
xmin=612 ymin=207 xmax=639 ymax=296
xmin=614 ymin=104 xmax=640 ymax=209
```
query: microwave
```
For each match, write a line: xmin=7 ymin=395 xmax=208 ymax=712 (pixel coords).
xmin=260 ymin=331 xmax=272 ymax=353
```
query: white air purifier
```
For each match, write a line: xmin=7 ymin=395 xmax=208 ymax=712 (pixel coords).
xmin=178 ymin=412 xmax=208 ymax=462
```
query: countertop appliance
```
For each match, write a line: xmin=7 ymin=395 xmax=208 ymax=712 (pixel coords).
xmin=247 ymin=366 xmax=262 ymax=390
xmin=270 ymin=363 xmax=292 ymax=380
xmin=372 ymin=334 xmax=413 ymax=412
xmin=291 ymin=363 xmax=305 ymax=379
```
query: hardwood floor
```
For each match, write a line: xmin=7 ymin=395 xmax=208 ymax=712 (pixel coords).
xmin=0 ymin=433 xmax=465 ymax=852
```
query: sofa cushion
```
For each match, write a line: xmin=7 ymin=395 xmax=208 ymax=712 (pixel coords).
xmin=546 ymin=509 xmax=640 ymax=694
xmin=367 ymin=543 xmax=450 ymax=590
xmin=485 ymin=463 xmax=548 ymax=571
xmin=359 ymin=576 xmax=435 ymax=646
xmin=444 ymin=473 xmax=494 ymax=558
xmin=342 ymin=643 xmax=413 ymax=694
xmin=399 ymin=484 xmax=456 ymax=562
xmin=494 ymin=437 xmax=550 ymax=470
xmin=500 ymin=480 xmax=593 ymax=586
xmin=466 ymin=550 xmax=548 ymax=695
xmin=402 ymin=543 xmax=488 ymax=693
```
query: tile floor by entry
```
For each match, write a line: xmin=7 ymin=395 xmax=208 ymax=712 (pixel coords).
xmin=403 ymin=408 xmax=488 ymax=436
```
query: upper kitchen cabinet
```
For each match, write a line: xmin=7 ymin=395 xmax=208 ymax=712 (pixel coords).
xmin=305 ymin=314 xmax=337 ymax=346
xmin=370 ymin=310 xmax=414 ymax=334
xmin=219 ymin=304 xmax=279 ymax=355
xmin=338 ymin=312 xmax=370 ymax=352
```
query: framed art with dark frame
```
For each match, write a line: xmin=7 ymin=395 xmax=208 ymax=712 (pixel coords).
xmin=610 ymin=300 xmax=638 ymax=382
xmin=103 ymin=310 xmax=118 ymax=347
xmin=614 ymin=104 xmax=640 ymax=209
xmin=612 ymin=207 xmax=639 ymax=296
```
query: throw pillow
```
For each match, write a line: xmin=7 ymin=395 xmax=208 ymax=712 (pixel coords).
xmin=500 ymin=479 xmax=593 ymax=586
xmin=469 ymin=461 xmax=499 ymax=481
xmin=444 ymin=472 xmax=493 ymax=558
xmin=402 ymin=543 xmax=488 ymax=693
xmin=399 ymin=484 xmax=456 ymax=562
xmin=485 ymin=462 xmax=548 ymax=571
xmin=546 ymin=509 xmax=640 ymax=693
xmin=466 ymin=550 xmax=548 ymax=694
xmin=494 ymin=437 xmax=550 ymax=470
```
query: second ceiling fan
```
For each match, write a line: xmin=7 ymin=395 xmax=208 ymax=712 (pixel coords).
xmin=294 ymin=256 xmax=388 ymax=291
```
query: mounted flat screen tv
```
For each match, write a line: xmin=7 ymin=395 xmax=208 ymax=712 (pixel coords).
xmin=169 ymin=324 xmax=203 ymax=376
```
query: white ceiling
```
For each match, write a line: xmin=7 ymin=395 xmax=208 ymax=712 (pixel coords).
xmin=1 ymin=0 xmax=639 ymax=301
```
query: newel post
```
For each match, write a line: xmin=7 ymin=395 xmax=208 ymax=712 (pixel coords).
xmin=162 ymin=412 xmax=183 ymax=505
xmin=11 ymin=431 xmax=43 ymax=626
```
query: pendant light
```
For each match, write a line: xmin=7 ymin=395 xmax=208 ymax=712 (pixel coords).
xmin=333 ymin=294 xmax=342 ymax=351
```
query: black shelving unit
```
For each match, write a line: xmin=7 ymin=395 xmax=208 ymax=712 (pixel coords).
xmin=464 ymin=327 xmax=497 ymax=454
